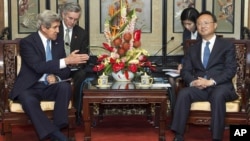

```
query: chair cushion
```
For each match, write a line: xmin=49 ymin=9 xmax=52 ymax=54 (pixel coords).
xmin=190 ymin=75 xmax=240 ymax=112
xmin=16 ymin=55 xmax=21 ymax=75
xmin=9 ymin=100 xmax=72 ymax=113
xmin=190 ymin=100 xmax=240 ymax=112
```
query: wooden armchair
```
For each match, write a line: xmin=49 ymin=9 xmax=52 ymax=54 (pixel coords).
xmin=177 ymin=39 xmax=250 ymax=127
xmin=0 ymin=39 xmax=76 ymax=141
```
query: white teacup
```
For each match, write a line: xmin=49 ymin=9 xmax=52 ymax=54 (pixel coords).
xmin=98 ymin=73 xmax=108 ymax=86
xmin=141 ymin=73 xmax=153 ymax=85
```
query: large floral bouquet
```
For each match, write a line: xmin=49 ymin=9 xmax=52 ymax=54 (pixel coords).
xmin=93 ymin=0 xmax=155 ymax=79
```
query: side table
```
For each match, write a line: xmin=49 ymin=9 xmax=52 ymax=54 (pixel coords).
xmin=82 ymin=82 xmax=168 ymax=141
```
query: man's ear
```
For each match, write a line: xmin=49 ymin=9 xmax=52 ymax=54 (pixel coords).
xmin=214 ymin=23 xmax=218 ymax=29
xmin=40 ymin=25 xmax=46 ymax=32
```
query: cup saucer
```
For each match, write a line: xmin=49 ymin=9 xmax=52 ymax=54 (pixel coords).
xmin=96 ymin=84 xmax=111 ymax=88
xmin=138 ymin=83 xmax=152 ymax=88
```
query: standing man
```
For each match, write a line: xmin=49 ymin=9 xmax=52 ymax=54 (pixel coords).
xmin=171 ymin=11 xmax=238 ymax=141
xmin=58 ymin=2 xmax=89 ymax=124
xmin=10 ymin=10 xmax=89 ymax=141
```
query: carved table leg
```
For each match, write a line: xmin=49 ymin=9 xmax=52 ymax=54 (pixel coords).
xmin=159 ymin=99 xmax=167 ymax=141
xmin=83 ymin=99 xmax=91 ymax=141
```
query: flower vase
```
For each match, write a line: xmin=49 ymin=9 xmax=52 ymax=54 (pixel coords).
xmin=111 ymin=70 xmax=134 ymax=82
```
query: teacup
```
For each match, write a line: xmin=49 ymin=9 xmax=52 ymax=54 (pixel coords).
xmin=98 ymin=73 xmax=108 ymax=86
xmin=141 ymin=73 xmax=153 ymax=85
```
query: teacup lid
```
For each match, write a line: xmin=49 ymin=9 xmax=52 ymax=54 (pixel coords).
xmin=99 ymin=72 xmax=108 ymax=78
xmin=142 ymin=72 xmax=149 ymax=77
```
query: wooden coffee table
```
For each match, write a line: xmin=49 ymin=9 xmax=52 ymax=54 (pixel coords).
xmin=82 ymin=82 xmax=168 ymax=141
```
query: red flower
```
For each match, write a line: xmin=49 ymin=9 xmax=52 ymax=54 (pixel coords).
xmin=128 ymin=64 xmax=138 ymax=73
xmin=103 ymin=43 xmax=114 ymax=52
xmin=133 ymin=30 xmax=141 ymax=41
xmin=93 ymin=64 xmax=105 ymax=72
xmin=109 ymin=57 xmax=116 ymax=64
xmin=112 ymin=62 xmax=125 ymax=72
xmin=97 ymin=54 xmax=109 ymax=62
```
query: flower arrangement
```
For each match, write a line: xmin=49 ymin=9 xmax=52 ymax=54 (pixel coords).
xmin=93 ymin=0 xmax=155 ymax=80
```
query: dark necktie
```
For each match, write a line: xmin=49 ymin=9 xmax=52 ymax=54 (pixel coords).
xmin=46 ymin=39 xmax=52 ymax=61
xmin=64 ymin=28 xmax=70 ymax=56
xmin=203 ymin=41 xmax=210 ymax=68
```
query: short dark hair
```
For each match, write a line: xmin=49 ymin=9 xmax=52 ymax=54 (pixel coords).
xmin=197 ymin=11 xmax=217 ymax=23
xmin=180 ymin=7 xmax=199 ymax=24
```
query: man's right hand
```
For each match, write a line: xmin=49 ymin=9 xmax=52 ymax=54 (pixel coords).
xmin=64 ymin=50 xmax=89 ymax=65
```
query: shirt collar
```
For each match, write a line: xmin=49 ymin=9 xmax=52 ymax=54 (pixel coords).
xmin=38 ymin=31 xmax=49 ymax=47
xmin=62 ymin=22 xmax=72 ymax=32
xmin=202 ymin=34 xmax=216 ymax=46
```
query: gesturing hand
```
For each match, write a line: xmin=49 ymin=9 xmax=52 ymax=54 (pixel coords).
xmin=64 ymin=50 xmax=90 ymax=65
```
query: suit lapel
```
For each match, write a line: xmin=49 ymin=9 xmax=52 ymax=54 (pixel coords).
xmin=33 ymin=33 xmax=46 ymax=60
xmin=71 ymin=27 xmax=79 ymax=50
xmin=196 ymin=42 xmax=203 ymax=68
xmin=206 ymin=38 xmax=220 ymax=68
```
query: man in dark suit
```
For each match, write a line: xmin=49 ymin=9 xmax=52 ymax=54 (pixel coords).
xmin=171 ymin=11 xmax=238 ymax=141
xmin=57 ymin=2 xmax=90 ymax=124
xmin=10 ymin=10 xmax=89 ymax=141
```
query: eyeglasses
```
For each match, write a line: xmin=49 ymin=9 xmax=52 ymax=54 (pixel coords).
xmin=197 ymin=22 xmax=214 ymax=26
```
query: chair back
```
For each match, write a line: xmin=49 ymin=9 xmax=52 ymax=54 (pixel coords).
xmin=0 ymin=39 xmax=20 ymax=113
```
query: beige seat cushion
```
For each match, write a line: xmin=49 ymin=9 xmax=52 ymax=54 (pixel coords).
xmin=190 ymin=100 xmax=240 ymax=112
xmin=16 ymin=55 xmax=21 ymax=75
xmin=9 ymin=100 xmax=72 ymax=113
xmin=190 ymin=75 xmax=239 ymax=112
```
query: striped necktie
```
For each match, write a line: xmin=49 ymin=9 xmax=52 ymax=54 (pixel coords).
xmin=64 ymin=28 xmax=71 ymax=56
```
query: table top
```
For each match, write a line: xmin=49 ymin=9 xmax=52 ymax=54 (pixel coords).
xmin=83 ymin=78 xmax=171 ymax=91
xmin=82 ymin=79 xmax=169 ymax=103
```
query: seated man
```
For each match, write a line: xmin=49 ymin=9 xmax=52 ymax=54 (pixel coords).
xmin=9 ymin=10 xmax=89 ymax=141
xmin=58 ymin=2 xmax=90 ymax=124
xmin=171 ymin=11 xmax=238 ymax=141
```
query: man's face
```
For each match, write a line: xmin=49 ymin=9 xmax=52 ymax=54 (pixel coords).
xmin=42 ymin=21 xmax=60 ymax=40
xmin=62 ymin=11 xmax=81 ymax=29
xmin=196 ymin=14 xmax=217 ymax=40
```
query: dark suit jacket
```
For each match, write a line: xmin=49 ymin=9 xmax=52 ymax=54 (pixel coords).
xmin=181 ymin=37 xmax=237 ymax=93
xmin=58 ymin=23 xmax=89 ymax=68
xmin=10 ymin=32 xmax=71 ymax=100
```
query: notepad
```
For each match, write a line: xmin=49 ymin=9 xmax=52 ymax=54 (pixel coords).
xmin=151 ymin=83 xmax=171 ymax=88
xmin=165 ymin=72 xmax=180 ymax=77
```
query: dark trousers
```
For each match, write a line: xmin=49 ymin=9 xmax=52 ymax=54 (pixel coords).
xmin=17 ymin=82 xmax=71 ymax=140
xmin=71 ymin=69 xmax=87 ymax=111
xmin=171 ymin=85 xmax=238 ymax=140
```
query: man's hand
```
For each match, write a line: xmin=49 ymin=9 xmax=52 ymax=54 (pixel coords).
xmin=64 ymin=50 xmax=89 ymax=65
xmin=46 ymin=74 xmax=58 ymax=85
xmin=191 ymin=77 xmax=215 ymax=89
xmin=176 ymin=64 xmax=182 ymax=74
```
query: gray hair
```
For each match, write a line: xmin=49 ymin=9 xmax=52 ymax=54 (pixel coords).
xmin=60 ymin=2 xmax=82 ymax=16
xmin=36 ymin=10 xmax=61 ymax=29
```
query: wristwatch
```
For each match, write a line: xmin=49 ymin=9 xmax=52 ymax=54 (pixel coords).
xmin=210 ymin=78 xmax=216 ymax=86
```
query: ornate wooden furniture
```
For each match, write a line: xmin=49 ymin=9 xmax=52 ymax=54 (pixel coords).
xmin=178 ymin=39 xmax=250 ymax=127
xmin=0 ymin=39 xmax=76 ymax=141
xmin=82 ymin=82 xmax=168 ymax=141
